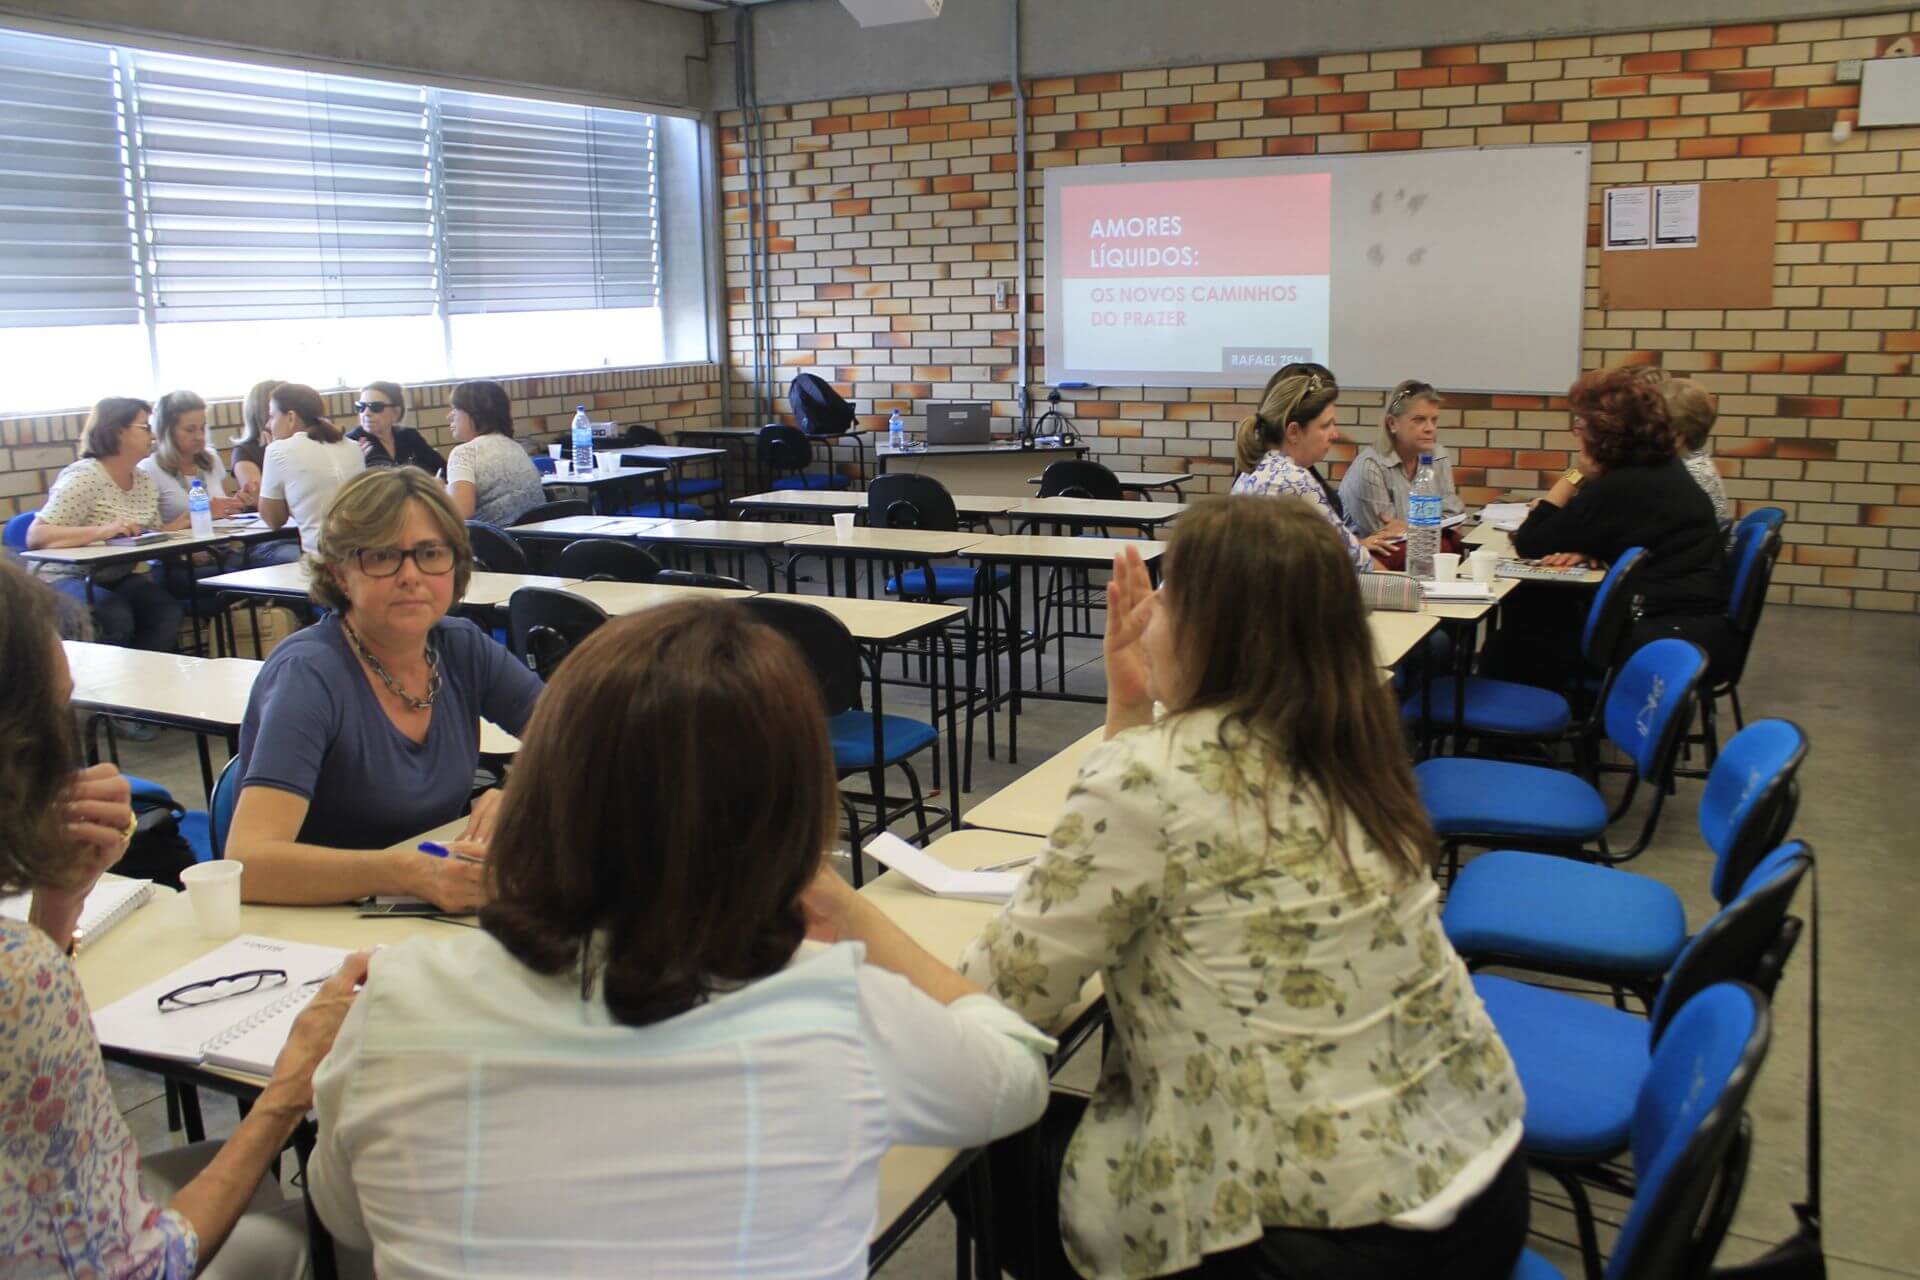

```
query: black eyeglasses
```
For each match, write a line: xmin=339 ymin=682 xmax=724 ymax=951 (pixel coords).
xmin=157 ymin=968 xmax=287 ymax=1013
xmin=354 ymin=401 xmax=394 ymax=414
xmin=355 ymin=542 xmax=456 ymax=577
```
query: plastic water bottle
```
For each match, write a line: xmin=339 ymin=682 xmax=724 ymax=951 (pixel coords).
xmin=888 ymin=408 xmax=905 ymax=453
xmin=187 ymin=477 xmax=213 ymax=539
xmin=1407 ymin=453 xmax=1442 ymax=580
xmin=570 ymin=406 xmax=594 ymax=476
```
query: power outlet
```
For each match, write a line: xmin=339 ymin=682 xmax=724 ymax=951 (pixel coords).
xmin=994 ymin=281 xmax=1009 ymax=309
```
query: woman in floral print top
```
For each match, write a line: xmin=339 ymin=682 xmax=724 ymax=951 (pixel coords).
xmin=0 ymin=559 xmax=367 ymax=1279
xmin=957 ymin=497 xmax=1527 ymax=1280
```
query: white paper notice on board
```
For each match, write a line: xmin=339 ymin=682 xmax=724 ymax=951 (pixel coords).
xmin=1604 ymin=186 xmax=1651 ymax=251
xmin=1653 ymin=184 xmax=1701 ymax=249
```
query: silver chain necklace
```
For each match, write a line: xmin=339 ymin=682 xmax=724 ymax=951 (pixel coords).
xmin=341 ymin=617 xmax=441 ymax=711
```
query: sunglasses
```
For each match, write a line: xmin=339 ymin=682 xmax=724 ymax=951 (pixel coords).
xmin=355 ymin=542 xmax=456 ymax=577
xmin=354 ymin=400 xmax=394 ymax=414
xmin=1387 ymin=382 xmax=1435 ymax=416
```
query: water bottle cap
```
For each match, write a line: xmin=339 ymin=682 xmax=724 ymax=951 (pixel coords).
xmin=1419 ymin=453 xmax=1434 ymax=465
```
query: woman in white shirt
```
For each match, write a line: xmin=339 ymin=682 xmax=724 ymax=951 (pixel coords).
xmin=954 ymin=496 xmax=1528 ymax=1280
xmin=257 ymin=382 xmax=364 ymax=566
xmin=443 ymin=379 xmax=545 ymax=527
xmin=139 ymin=390 xmax=245 ymax=522
xmin=308 ymin=600 xmax=1052 ymax=1279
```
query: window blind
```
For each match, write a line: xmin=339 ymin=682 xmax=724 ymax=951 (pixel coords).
xmin=438 ymin=91 xmax=658 ymax=314
xmin=128 ymin=51 xmax=435 ymax=321
xmin=0 ymin=29 xmax=140 ymax=327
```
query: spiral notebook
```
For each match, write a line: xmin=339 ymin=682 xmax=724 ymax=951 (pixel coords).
xmin=93 ymin=935 xmax=349 ymax=1075
xmin=0 ymin=875 xmax=152 ymax=952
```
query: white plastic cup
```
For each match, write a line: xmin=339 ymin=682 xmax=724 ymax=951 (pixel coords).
xmin=832 ymin=512 xmax=857 ymax=539
xmin=1431 ymin=552 xmax=1461 ymax=582
xmin=1469 ymin=547 xmax=1500 ymax=583
xmin=179 ymin=860 xmax=243 ymax=939
xmin=547 ymin=442 xmax=564 ymax=463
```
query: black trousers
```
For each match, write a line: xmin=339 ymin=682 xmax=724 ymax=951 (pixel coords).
xmin=953 ymin=1092 xmax=1531 ymax=1280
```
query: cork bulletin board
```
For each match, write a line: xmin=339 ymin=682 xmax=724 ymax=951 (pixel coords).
xmin=1596 ymin=179 xmax=1779 ymax=311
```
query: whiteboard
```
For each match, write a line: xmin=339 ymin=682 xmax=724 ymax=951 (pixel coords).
xmin=1043 ymin=145 xmax=1590 ymax=394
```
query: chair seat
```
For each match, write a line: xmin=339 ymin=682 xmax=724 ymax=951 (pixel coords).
xmin=1402 ymin=676 xmax=1572 ymax=737
xmin=616 ymin=501 xmax=706 ymax=519
xmin=1443 ymin=851 xmax=1688 ymax=975
xmin=1510 ymin=1248 xmax=1563 ymax=1280
xmin=669 ymin=476 xmax=724 ymax=498
xmin=1474 ymin=974 xmax=1644 ymax=1161
xmin=829 ymin=709 xmax=937 ymax=769
xmin=886 ymin=565 xmax=1011 ymax=597
xmin=1415 ymin=757 xmax=1609 ymax=841
xmin=178 ymin=811 xmax=213 ymax=864
xmin=773 ymin=473 xmax=853 ymax=491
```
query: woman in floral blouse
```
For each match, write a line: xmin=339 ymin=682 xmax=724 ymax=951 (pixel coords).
xmin=0 ymin=559 xmax=367 ymax=1279
xmin=956 ymin=496 xmax=1528 ymax=1280
xmin=1230 ymin=365 xmax=1393 ymax=572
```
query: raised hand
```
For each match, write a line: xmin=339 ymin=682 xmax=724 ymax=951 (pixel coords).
xmin=1103 ymin=545 xmax=1159 ymax=727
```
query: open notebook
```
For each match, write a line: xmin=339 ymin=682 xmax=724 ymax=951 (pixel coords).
xmin=93 ymin=935 xmax=349 ymax=1076
xmin=0 ymin=875 xmax=152 ymax=952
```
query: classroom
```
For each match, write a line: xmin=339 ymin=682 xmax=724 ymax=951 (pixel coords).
xmin=1 ymin=0 xmax=1916 ymax=1277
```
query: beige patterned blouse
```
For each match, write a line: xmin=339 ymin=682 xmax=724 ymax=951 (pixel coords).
xmin=958 ymin=710 xmax=1524 ymax=1280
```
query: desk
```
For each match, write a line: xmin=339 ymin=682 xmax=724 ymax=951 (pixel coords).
xmin=18 ymin=523 xmax=283 ymax=575
xmin=505 ymin=515 xmax=669 ymax=543
xmin=1009 ymin=497 xmax=1187 ymax=536
xmin=563 ymin=579 xmax=756 ymax=615
xmin=784 ymin=526 xmax=984 ymax=598
xmin=963 ymin=726 xmax=1106 ymax=837
xmin=200 ymin=563 xmax=577 ymax=613
xmin=1370 ymin=612 xmax=1442 ymax=669
xmin=730 ymin=489 xmax=1024 ymax=525
xmin=540 ymin=463 xmax=670 ymax=514
xmin=618 ymin=446 xmax=728 ymax=511
xmin=1029 ymin=470 xmax=1197 ymax=499
xmin=620 ymin=519 xmax=799 ymax=589
xmin=879 ymin=441 xmax=1087 ymax=498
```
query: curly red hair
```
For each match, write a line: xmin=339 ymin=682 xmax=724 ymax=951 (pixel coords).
xmin=1569 ymin=367 xmax=1676 ymax=470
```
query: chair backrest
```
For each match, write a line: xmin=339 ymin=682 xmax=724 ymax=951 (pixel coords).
xmin=1649 ymin=842 xmax=1811 ymax=1044
xmin=465 ymin=520 xmax=529 ymax=574
xmin=3 ymin=509 xmax=35 ymax=552
xmin=1602 ymin=638 xmax=1709 ymax=783
xmin=532 ymin=454 xmax=557 ymax=475
xmin=506 ymin=586 xmax=608 ymax=679
xmin=654 ymin=568 xmax=749 ymax=590
xmin=1607 ymin=982 xmax=1771 ymax=1280
xmin=1721 ymin=526 xmax=1782 ymax=688
xmin=1698 ymin=718 xmax=1808 ymax=903
xmin=555 ymin=538 xmax=662 ymax=584
xmin=519 ymin=498 xmax=591 ymax=524
xmin=757 ymin=423 xmax=815 ymax=474
xmin=789 ymin=372 xmax=856 ymax=436
xmin=617 ymin=422 xmax=666 ymax=447
xmin=1038 ymin=459 xmax=1124 ymax=501
xmin=1735 ymin=506 xmax=1786 ymax=539
xmin=743 ymin=596 xmax=865 ymax=715
xmin=210 ymin=754 xmax=244 ymax=860
xmin=1578 ymin=546 xmax=1649 ymax=667
xmin=867 ymin=473 xmax=960 ymax=532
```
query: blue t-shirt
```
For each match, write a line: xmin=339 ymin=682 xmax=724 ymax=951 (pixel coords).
xmin=237 ymin=615 xmax=542 ymax=850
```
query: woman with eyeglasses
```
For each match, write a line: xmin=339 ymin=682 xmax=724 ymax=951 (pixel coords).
xmin=227 ymin=468 xmax=543 ymax=911
xmin=0 ymin=557 xmax=371 ymax=1279
xmin=346 ymin=381 xmax=445 ymax=475
xmin=1338 ymin=379 xmax=1465 ymax=540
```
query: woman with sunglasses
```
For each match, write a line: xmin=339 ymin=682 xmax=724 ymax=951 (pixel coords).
xmin=1338 ymin=379 xmax=1464 ymax=540
xmin=226 ymin=469 xmax=543 ymax=911
xmin=347 ymin=381 xmax=444 ymax=475
xmin=0 ymin=557 xmax=371 ymax=1279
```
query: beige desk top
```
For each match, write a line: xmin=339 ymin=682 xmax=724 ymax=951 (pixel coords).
xmin=963 ymin=726 xmax=1106 ymax=836
xmin=1029 ymin=471 xmax=1195 ymax=490
xmin=632 ymin=520 xmax=802 ymax=546
xmin=1369 ymin=611 xmax=1441 ymax=668
xmin=562 ymin=580 xmax=756 ymax=616
xmin=1010 ymin=497 xmax=1187 ymax=525
xmin=788 ymin=527 xmax=982 ymax=556
xmin=21 ymin=525 xmax=278 ymax=565
xmin=732 ymin=490 xmax=1025 ymax=518
xmin=858 ymin=830 xmax=1046 ymax=962
xmin=1419 ymin=575 xmax=1520 ymax=622
xmin=460 ymin=573 xmax=580 ymax=609
xmin=960 ymin=533 xmax=1169 ymax=564
xmin=64 ymin=642 xmax=260 ymax=726
xmin=615 ymin=445 xmax=727 ymax=462
xmin=541 ymin=465 xmax=668 ymax=486
xmin=508 ymin=515 xmax=669 ymax=538
xmin=753 ymin=592 xmax=966 ymax=642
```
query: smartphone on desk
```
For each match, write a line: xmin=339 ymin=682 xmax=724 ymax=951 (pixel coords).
xmin=106 ymin=531 xmax=169 ymax=546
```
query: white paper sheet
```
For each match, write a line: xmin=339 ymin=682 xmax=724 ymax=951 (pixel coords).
xmin=864 ymin=833 xmax=1022 ymax=902
xmin=1479 ymin=502 xmax=1533 ymax=531
xmin=1604 ymin=186 xmax=1651 ymax=251
xmin=1653 ymin=184 xmax=1701 ymax=249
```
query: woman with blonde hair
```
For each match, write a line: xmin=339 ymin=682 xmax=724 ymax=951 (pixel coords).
xmin=1231 ymin=365 xmax=1385 ymax=570
xmin=140 ymin=390 xmax=245 ymax=522
xmin=954 ymin=496 xmax=1526 ymax=1279
xmin=1337 ymin=379 xmax=1464 ymax=539
xmin=257 ymin=383 xmax=364 ymax=564
xmin=228 ymin=378 xmax=280 ymax=504
xmin=1662 ymin=378 xmax=1731 ymax=533
xmin=228 ymin=467 xmax=541 ymax=909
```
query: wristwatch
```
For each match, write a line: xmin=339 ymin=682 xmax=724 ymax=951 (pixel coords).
xmin=1561 ymin=466 xmax=1585 ymax=488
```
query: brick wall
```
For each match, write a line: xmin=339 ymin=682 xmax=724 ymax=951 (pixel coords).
xmin=720 ymin=11 xmax=1920 ymax=612
xmin=0 ymin=363 xmax=722 ymax=521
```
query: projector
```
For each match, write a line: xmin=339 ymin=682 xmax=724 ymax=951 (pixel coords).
xmin=838 ymin=0 xmax=942 ymax=26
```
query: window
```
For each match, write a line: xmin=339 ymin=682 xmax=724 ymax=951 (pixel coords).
xmin=0 ymin=25 xmax=694 ymax=414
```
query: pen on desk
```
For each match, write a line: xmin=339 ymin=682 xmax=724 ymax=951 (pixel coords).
xmin=418 ymin=840 xmax=485 ymax=865
xmin=977 ymin=854 xmax=1037 ymax=872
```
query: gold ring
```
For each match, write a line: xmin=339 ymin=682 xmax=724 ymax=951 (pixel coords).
xmin=122 ymin=813 xmax=139 ymax=845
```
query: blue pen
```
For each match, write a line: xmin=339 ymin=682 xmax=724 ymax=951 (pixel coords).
xmin=418 ymin=841 xmax=485 ymax=865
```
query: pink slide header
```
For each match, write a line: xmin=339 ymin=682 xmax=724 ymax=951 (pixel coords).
xmin=1060 ymin=173 xmax=1332 ymax=280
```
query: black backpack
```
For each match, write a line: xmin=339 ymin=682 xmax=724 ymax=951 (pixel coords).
xmin=788 ymin=373 xmax=857 ymax=437
xmin=123 ymin=786 xmax=200 ymax=890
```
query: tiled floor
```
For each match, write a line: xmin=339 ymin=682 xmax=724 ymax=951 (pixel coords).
xmin=104 ymin=600 xmax=1918 ymax=1277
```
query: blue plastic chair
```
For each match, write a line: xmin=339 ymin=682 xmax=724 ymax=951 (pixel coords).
xmin=1443 ymin=718 xmax=1807 ymax=1001
xmin=1508 ymin=982 xmax=1772 ymax=1280
xmin=209 ymin=754 xmax=243 ymax=860
xmin=1686 ymin=524 xmax=1781 ymax=773
xmin=618 ymin=425 xmax=725 ymax=503
xmin=1404 ymin=547 xmax=1648 ymax=745
xmin=759 ymin=424 xmax=850 ymax=491
xmin=1416 ymin=638 xmax=1708 ymax=871
xmin=1735 ymin=505 xmax=1786 ymax=540
xmin=3 ymin=509 xmax=35 ymax=553
xmin=869 ymin=475 xmax=1011 ymax=599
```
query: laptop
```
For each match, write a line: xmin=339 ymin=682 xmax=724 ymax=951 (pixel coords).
xmin=925 ymin=402 xmax=992 ymax=446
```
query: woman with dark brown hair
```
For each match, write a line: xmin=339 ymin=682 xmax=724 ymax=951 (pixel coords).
xmin=0 ymin=559 xmax=369 ymax=1279
xmin=257 ymin=382 xmax=364 ymax=564
xmin=305 ymin=601 xmax=1051 ymax=1275
xmin=956 ymin=496 xmax=1526 ymax=1280
xmin=1492 ymin=366 xmax=1728 ymax=686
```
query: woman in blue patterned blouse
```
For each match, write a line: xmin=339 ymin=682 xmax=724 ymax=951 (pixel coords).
xmin=1231 ymin=365 xmax=1391 ymax=572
